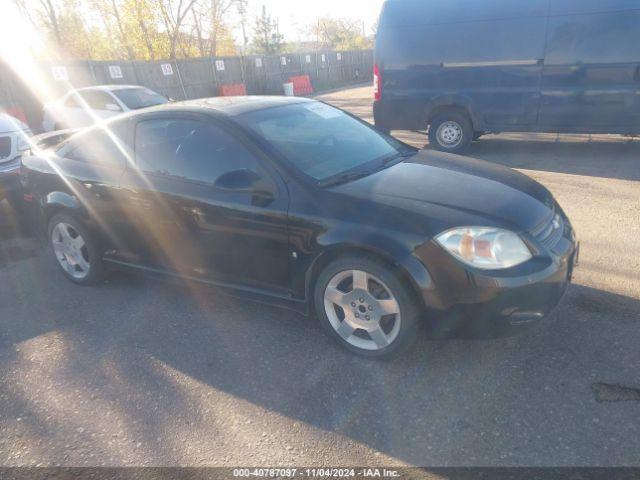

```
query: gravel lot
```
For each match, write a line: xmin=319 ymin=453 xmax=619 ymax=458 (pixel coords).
xmin=0 ymin=85 xmax=639 ymax=467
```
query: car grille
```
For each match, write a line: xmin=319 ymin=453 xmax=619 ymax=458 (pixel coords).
xmin=533 ymin=210 xmax=564 ymax=249
xmin=0 ymin=136 xmax=11 ymax=160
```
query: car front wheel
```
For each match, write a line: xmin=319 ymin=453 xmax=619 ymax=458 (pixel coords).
xmin=48 ymin=213 xmax=104 ymax=285
xmin=314 ymin=256 xmax=420 ymax=358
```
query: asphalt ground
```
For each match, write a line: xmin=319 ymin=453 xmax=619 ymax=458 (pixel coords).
xmin=0 ymin=85 xmax=638 ymax=467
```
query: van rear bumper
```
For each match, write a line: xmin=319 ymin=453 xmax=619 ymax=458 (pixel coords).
xmin=374 ymin=99 xmax=425 ymax=131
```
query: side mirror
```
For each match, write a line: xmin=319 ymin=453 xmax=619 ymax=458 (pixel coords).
xmin=215 ymin=169 xmax=263 ymax=191
xmin=215 ymin=169 xmax=276 ymax=206
xmin=104 ymin=103 xmax=122 ymax=112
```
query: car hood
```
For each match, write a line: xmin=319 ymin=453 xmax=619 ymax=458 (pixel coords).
xmin=0 ymin=113 xmax=29 ymax=134
xmin=331 ymin=150 xmax=554 ymax=233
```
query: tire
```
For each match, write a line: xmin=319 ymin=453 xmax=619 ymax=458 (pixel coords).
xmin=314 ymin=255 xmax=421 ymax=359
xmin=47 ymin=213 xmax=104 ymax=285
xmin=428 ymin=111 xmax=473 ymax=154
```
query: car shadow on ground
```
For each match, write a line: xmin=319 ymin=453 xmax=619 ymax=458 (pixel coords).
xmin=388 ymin=133 xmax=640 ymax=182
xmin=0 ymin=200 xmax=39 ymax=268
xmin=463 ymin=136 xmax=640 ymax=182
xmin=319 ymin=87 xmax=640 ymax=183
xmin=1 ymin=264 xmax=639 ymax=464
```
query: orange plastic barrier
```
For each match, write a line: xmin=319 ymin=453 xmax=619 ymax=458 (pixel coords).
xmin=218 ymin=83 xmax=247 ymax=96
xmin=288 ymin=75 xmax=314 ymax=96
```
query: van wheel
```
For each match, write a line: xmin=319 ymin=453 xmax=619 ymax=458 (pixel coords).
xmin=428 ymin=111 xmax=473 ymax=154
xmin=314 ymin=255 xmax=420 ymax=359
xmin=48 ymin=213 xmax=104 ymax=285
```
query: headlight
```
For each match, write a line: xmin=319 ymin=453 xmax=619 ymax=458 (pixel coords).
xmin=435 ymin=227 xmax=532 ymax=269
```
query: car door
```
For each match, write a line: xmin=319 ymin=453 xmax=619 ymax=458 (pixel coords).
xmin=119 ymin=113 xmax=291 ymax=293
xmin=53 ymin=122 xmax=131 ymax=252
xmin=539 ymin=7 xmax=640 ymax=130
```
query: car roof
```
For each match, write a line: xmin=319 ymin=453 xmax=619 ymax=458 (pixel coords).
xmin=71 ymin=85 xmax=147 ymax=94
xmin=147 ymin=96 xmax=315 ymax=117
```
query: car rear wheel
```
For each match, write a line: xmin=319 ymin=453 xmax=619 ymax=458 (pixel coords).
xmin=428 ymin=111 xmax=473 ymax=154
xmin=48 ymin=214 xmax=104 ymax=285
xmin=314 ymin=256 xmax=420 ymax=358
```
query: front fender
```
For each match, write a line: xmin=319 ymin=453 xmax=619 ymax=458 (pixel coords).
xmin=43 ymin=191 xmax=82 ymax=215
xmin=296 ymin=226 xmax=437 ymax=312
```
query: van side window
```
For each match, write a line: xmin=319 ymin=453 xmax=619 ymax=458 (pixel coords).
xmin=546 ymin=11 xmax=640 ymax=65
xmin=381 ymin=17 xmax=547 ymax=68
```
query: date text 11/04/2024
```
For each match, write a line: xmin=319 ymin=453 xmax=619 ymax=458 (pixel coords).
xmin=233 ymin=468 xmax=401 ymax=478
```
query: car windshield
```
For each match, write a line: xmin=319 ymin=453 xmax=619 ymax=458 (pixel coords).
xmin=112 ymin=88 xmax=168 ymax=110
xmin=236 ymin=102 xmax=413 ymax=182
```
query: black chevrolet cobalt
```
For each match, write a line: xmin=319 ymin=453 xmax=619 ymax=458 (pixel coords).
xmin=21 ymin=97 xmax=578 ymax=357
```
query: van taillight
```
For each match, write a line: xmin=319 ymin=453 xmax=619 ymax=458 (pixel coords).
xmin=374 ymin=64 xmax=382 ymax=101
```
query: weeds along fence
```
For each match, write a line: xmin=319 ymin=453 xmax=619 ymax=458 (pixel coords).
xmin=0 ymin=50 xmax=373 ymax=130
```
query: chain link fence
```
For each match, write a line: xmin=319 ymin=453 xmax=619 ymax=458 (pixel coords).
xmin=0 ymin=50 xmax=373 ymax=131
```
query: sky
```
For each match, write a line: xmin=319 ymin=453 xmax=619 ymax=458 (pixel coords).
xmin=243 ymin=0 xmax=386 ymax=42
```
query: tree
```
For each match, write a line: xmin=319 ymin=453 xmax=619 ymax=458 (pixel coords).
xmin=14 ymin=0 xmax=102 ymax=59
xmin=250 ymin=5 xmax=283 ymax=55
xmin=188 ymin=0 xmax=239 ymax=57
xmin=157 ymin=0 xmax=199 ymax=59
xmin=14 ymin=0 xmax=241 ymax=60
xmin=311 ymin=17 xmax=373 ymax=51
xmin=123 ymin=0 xmax=165 ymax=60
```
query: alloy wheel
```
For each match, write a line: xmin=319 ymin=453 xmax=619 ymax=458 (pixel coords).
xmin=51 ymin=222 xmax=91 ymax=280
xmin=323 ymin=269 xmax=401 ymax=351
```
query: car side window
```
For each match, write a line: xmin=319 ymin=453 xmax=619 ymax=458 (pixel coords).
xmin=64 ymin=93 xmax=81 ymax=108
xmin=134 ymin=118 xmax=265 ymax=185
xmin=80 ymin=90 xmax=118 ymax=110
xmin=63 ymin=126 xmax=129 ymax=167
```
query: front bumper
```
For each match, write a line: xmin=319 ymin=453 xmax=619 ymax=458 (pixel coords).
xmin=0 ymin=157 xmax=21 ymax=200
xmin=417 ymin=232 xmax=579 ymax=339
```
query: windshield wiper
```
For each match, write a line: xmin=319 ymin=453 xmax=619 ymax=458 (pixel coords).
xmin=319 ymin=169 xmax=375 ymax=188
xmin=319 ymin=151 xmax=417 ymax=188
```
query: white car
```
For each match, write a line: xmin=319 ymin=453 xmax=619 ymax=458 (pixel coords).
xmin=42 ymin=85 xmax=169 ymax=132
xmin=0 ymin=113 xmax=31 ymax=206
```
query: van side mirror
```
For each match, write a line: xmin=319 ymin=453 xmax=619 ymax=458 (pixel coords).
xmin=105 ymin=103 xmax=122 ymax=112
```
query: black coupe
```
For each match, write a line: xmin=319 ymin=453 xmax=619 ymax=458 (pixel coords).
xmin=20 ymin=97 xmax=578 ymax=357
